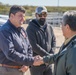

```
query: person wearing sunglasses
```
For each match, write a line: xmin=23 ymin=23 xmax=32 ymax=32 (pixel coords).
xmin=35 ymin=10 xmax=76 ymax=75
xmin=26 ymin=6 xmax=56 ymax=75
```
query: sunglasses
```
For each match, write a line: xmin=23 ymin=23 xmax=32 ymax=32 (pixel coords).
xmin=38 ymin=13 xmax=47 ymax=17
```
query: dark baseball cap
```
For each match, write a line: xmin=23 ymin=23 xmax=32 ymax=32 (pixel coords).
xmin=35 ymin=6 xmax=47 ymax=14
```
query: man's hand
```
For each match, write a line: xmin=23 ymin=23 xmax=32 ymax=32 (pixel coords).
xmin=33 ymin=55 xmax=44 ymax=66
xmin=19 ymin=65 xmax=29 ymax=72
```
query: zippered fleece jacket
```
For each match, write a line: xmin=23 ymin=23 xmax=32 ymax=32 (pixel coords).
xmin=26 ymin=19 xmax=56 ymax=57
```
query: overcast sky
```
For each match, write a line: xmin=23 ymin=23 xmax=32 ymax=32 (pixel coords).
xmin=0 ymin=0 xmax=76 ymax=6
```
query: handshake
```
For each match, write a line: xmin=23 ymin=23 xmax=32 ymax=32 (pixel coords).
xmin=33 ymin=55 xmax=44 ymax=66
xmin=19 ymin=55 xmax=44 ymax=72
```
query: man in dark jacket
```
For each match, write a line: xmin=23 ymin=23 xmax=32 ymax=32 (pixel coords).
xmin=26 ymin=6 xmax=56 ymax=75
xmin=36 ymin=10 xmax=76 ymax=75
xmin=0 ymin=5 xmax=41 ymax=75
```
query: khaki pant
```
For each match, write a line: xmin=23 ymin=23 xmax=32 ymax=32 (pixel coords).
xmin=0 ymin=66 xmax=24 ymax=75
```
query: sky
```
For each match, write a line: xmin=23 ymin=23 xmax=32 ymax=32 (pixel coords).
xmin=0 ymin=0 xmax=76 ymax=6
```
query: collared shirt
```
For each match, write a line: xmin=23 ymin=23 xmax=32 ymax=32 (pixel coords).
xmin=0 ymin=20 xmax=34 ymax=66
xmin=64 ymin=34 xmax=76 ymax=45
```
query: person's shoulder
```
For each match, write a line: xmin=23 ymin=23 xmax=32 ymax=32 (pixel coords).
xmin=26 ymin=19 xmax=39 ymax=32
xmin=0 ymin=21 xmax=11 ymax=32
xmin=47 ymin=23 xmax=52 ymax=26
xmin=46 ymin=23 xmax=53 ymax=29
xmin=29 ymin=19 xmax=36 ymax=24
xmin=28 ymin=19 xmax=37 ymax=28
xmin=67 ymin=38 xmax=76 ymax=54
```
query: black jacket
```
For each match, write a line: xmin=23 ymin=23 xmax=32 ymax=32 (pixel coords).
xmin=0 ymin=20 xmax=34 ymax=66
xmin=26 ymin=19 xmax=56 ymax=56
xmin=43 ymin=35 xmax=76 ymax=75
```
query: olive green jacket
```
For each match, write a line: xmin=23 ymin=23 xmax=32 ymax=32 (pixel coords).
xmin=43 ymin=36 xmax=76 ymax=75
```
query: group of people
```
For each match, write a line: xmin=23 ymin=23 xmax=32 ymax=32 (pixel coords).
xmin=0 ymin=5 xmax=76 ymax=75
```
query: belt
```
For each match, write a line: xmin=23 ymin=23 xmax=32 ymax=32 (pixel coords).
xmin=0 ymin=64 xmax=21 ymax=69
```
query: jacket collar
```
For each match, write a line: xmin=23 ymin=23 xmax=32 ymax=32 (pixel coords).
xmin=7 ymin=20 xmax=22 ymax=32
xmin=56 ymin=35 xmax=76 ymax=59
xmin=32 ymin=19 xmax=47 ymax=30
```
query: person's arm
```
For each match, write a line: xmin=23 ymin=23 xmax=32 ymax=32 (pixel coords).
xmin=50 ymin=26 xmax=56 ymax=53
xmin=43 ymin=54 xmax=57 ymax=64
xmin=33 ymin=54 xmax=58 ymax=66
xmin=0 ymin=30 xmax=34 ymax=66
xmin=26 ymin=25 xmax=49 ymax=56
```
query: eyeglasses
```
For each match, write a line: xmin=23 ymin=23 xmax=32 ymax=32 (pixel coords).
xmin=38 ymin=13 xmax=47 ymax=17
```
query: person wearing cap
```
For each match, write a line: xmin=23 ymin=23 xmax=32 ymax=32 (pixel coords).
xmin=35 ymin=10 xmax=76 ymax=75
xmin=26 ymin=6 xmax=56 ymax=75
